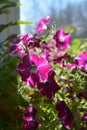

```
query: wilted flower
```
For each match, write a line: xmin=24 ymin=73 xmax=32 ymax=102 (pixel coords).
xmin=53 ymin=29 xmax=70 ymax=50
xmin=36 ymin=16 xmax=51 ymax=34
xmin=56 ymin=100 xmax=74 ymax=129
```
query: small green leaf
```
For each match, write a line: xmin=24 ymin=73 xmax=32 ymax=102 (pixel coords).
xmin=16 ymin=20 xmax=33 ymax=25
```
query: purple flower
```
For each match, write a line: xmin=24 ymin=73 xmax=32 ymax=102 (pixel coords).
xmin=37 ymin=70 xmax=60 ymax=98
xmin=65 ymin=62 xmax=76 ymax=69
xmin=56 ymin=100 xmax=74 ymax=129
xmin=82 ymin=112 xmax=87 ymax=121
xmin=42 ymin=42 xmax=52 ymax=61
xmin=23 ymin=106 xmax=37 ymax=120
xmin=77 ymin=92 xmax=86 ymax=99
xmin=53 ymin=53 xmax=70 ymax=65
xmin=10 ymin=33 xmax=33 ymax=58
xmin=10 ymin=37 xmax=26 ymax=58
xmin=53 ymin=29 xmax=70 ymax=50
xmin=36 ymin=16 xmax=51 ymax=34
xmin=19 ymin=33 xmax=41 ymax=49
xmin=75 ymin=51 xmax=87 ymax=72
xmin=23 ymin=106 xmax=40 ymax=130
xmin=23 ymin=119 xmax=40 ymax=130
xmin=17 ymin=54 xmax=51 ymax=87
xmin=27 ymin=37 xmax=41 ymax=48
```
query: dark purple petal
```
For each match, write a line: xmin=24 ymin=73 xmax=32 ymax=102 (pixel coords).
xmin=23 ymin=106 xmax=40 ymax=130
xmin=23 ymin=119 xmax=40 ymax=130
xmin=82 ymin=112 xmax=87 ymax=121
xmin=56 ymin=100 xmax=74 ymax=129
xmin=37 ymin=71 xmax=60 ymax=98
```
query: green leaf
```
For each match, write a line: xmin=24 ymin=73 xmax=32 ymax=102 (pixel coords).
xmin=0 ymin=22 xmax=15 ymax=32
xmin=0 ymin=0 xmax=10 ymax=4
xmin=0 ymin=2 xmax=21 ymax=15
xmin=16 ymin=20 xmax=33 ymax=25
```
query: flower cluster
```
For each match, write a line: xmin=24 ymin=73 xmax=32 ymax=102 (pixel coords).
xmin=11 ymin=16 xmax=87 ymax=130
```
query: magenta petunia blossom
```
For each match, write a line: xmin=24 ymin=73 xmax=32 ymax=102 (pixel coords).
xmin=53 ymin=29 xmax=71 ymax=50
xmin=82 ymin=112 xmax=87 ymax=121
xmin=75 ymin=51 xmax=87 ymax=72
xmin=53 ymin=53 xmax=70 ymax=65
xmin=10 ymin=33 xmax=41 ymax=58
xmin=17 ymin=54 xmax=51 ymax=87
xmin=23 ymin=106 xmax=40 ymax=130
xmin=10 ymin=33 xmax=33 ymax=58
xmin=23 ymin=119 xmax=40 ymax=130
xmin=36 ymin=16 xmax=51 ymax=34
xmin=65 ymin=62 xmax=76 ymax=69
xmin=56 ymin=100 xmax=74 ymax=129
xmin=10 ymin=38 xmax=26 ymax=58
xmin=37 ymin=70 xmax=60 ymax=98
xmin=42 ymin=42 xmax=53 ymax=61
xmin=20 ymin=33 xmax=33 ymax=45
xmin=23 ymin=106 xmax=37 ymax=120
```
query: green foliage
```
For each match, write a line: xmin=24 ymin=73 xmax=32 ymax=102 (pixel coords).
xmin=0 ymin=1 xmax=21 ymax=14
xmin=0 ymin=0 xmax=32 ymax=130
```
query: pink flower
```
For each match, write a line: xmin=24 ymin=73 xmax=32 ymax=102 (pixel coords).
xmin=56 ymin=100 xmax=74 ymax=129
xmin=17 ymin=54 xmax=51 ymax=87
xmin=65 ymin=63 xmax=76 ymax=69
xmin=23 ymin=106 xmax=40 ymax=130
xmin=23 ymin=119 xmax=40 ymax=130
xmin=42 ymin=42 xmax=52 ymax=61
xmin=20 ymin=33 xmax=33 ymax=45
xmin=75 ymin=51 xmax=87 ymax=72
xmin=53 ymin=29 xmax=71 ymax=50
xmin=37 ymin=70 xmax=60 ymax=98
xmin=82 ymin=112 xmax=87 ymax=121
xmin=10 ymin=37 xmax=26 ymax=58
xmin=53 ymin=53 xmax=70 ymax=65
xmin=36 ymin=16 xmax=51 ymax=34
xmin=10 ymin=33 xmax=33 ymax=58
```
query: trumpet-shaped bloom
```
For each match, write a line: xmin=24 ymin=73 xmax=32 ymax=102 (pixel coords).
xmin=53 ymin=29 xmax=70 ymax=50
xmin=75 ymin=51 xmax=87 ymax=72
xmin=56 ymin=100 xmax=74 ymax=129
xmin=37 ymin=70 xmax=60 ymax=98
xmin=17 ymin=54 xmax=51 ymax=87
xmin=36 ymin=16 xmax=51 ymax=34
